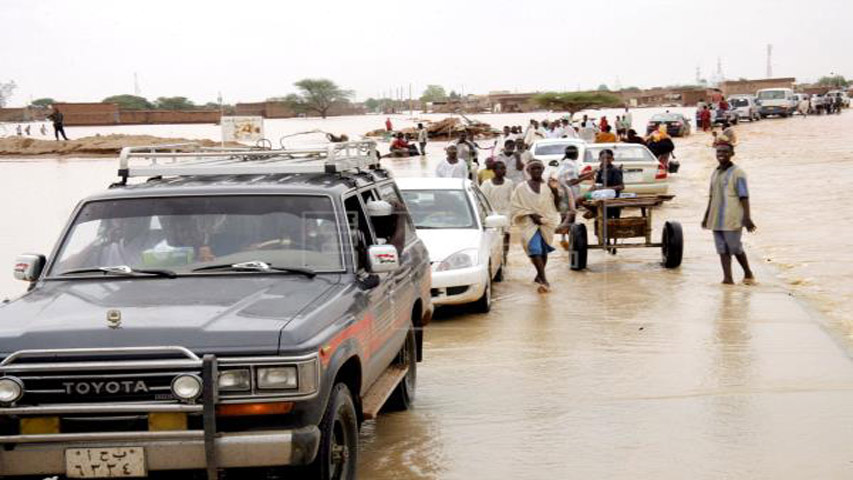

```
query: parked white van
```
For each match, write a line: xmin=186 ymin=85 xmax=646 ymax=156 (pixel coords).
xmin=756 ymin=88 xmax=797 ymax=118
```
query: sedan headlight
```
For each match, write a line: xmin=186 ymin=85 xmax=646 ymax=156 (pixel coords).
xmin=218 ymin=369 xmax=251 ymax=391
xmin=0 ymin=377 xmax=24 ymax=404
xmin=435 ymin=249 xmax=478 ymax=272
xmin=257 ymin=366 xmax=298 ymax=390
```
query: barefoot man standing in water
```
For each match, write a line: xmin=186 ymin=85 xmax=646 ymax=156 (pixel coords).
xmin=702 ymin=143 xmax=757 ymax=285
xmin=511 ymin=159 xmax=564 ymax=292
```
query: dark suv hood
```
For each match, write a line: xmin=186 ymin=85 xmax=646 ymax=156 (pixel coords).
xmin=0 ymin=275 xmax=341 ymax=357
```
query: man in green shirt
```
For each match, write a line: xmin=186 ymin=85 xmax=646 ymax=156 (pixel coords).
xmin=702 ymin=143 xmax=757 ymax=285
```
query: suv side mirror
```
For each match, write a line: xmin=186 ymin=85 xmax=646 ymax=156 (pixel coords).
xmin=484 ymin=214 xmax=509 ymax=229
xmin=367 ymin=245 xmax=399 ymax=273
xmin=14 ymin=254 xmax=46 ymax=282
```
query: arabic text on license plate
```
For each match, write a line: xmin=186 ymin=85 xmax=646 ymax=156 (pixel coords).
xmin=66 ymin=447 xmax=146 ymax=478
xmin=624 ymin=171 xmax=644 ymax=183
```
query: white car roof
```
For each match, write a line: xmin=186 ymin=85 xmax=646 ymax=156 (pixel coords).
xmin=530 ymin=138 xmax=587 ymax=147
xmin=395 ymin=176 xmax=471 ymax=191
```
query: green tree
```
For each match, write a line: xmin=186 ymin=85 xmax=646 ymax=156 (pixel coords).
xmin=420 ymin=85 xmax=447 ymax=103
xmin=0 ymin=80 xmax=16 ymax=108
xmin=364 ymin=98 xmax=381 ymax=112
xmin=597 ymin=84 xmax=610 ymax=91
xmin=448 ymin=90 xmax=461 ymax=100
xmin=531 ymin=91 xmax=623 ymax=117
xmin=291 ymin=78 xmax=353 ymax=119
xmin=30 ymin=97 xmax=57 ymax=108
xmin=155 ymin=96 xmax=196 ymax=110
xmin=268 ymin=93 xmax=308 ymax=113
xmin=103 ymin=94 xmax=153 ymax=110
xmin=817 ymin=75 xmax=849 ymax=88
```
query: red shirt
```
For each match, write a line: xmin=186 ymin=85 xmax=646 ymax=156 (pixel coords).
xmin=385 ymin=119 xmax=393 ymax=131
xmin=391 ymin=138 xmax=409 ymax=149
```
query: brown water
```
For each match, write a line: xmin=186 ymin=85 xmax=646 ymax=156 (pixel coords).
xmin=2 ymin=110 xmax=853 ymax=478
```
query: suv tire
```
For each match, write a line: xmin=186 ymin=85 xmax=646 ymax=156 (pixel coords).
xmin=308 ymin=383 xmax=358 ymax=480
xmin=384 ymin=323 xmax=417 ymax=411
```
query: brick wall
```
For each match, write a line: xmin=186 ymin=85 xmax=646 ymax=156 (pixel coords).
xmin=234 ymin=102 xmax=267 ymax=116
xmin=118 ymin=110 xmax=220 ymax=124
xmin=0 ymin=108 xmax=29 ymax=122
xmin=53 ymin=103 xmax=119 ymax=126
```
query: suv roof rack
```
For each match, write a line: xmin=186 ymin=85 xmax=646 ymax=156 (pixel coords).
xmin=116 ymin=141 xmax=379 ymax=183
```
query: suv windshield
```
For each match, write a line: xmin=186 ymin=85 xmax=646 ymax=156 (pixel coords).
xmin=50 ymin=195 xmax=343 ymax=276
xmin=758 ymin=90 xmax=786 ymax=100
xmin=400 ymin=190 xmax=476 ymax=229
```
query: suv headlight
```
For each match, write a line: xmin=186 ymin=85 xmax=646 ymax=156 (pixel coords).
xmin=0 ymin=377 xmax=24 ymax=404
xmin=171 ymin=374 xmax=202 ymax=401
xmin=436 ymin=249 xmax=478 ymax=272
xmin=218 ymin=369 xmax=251 ymax=391
xmin=257 ymin=366 xmax=298 ymax=390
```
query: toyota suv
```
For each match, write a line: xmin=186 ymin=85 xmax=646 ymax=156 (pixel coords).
xmin=0 ymin=142 xmax=432 ymax=479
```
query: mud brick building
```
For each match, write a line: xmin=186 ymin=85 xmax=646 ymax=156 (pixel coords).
xmin=719 ymin=78 xmax=796 ymax=96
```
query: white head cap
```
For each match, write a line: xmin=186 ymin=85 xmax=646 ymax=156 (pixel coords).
xmin=365 ymin=200 xmax=394 ymax=217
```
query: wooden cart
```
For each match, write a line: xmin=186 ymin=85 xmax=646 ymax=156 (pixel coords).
xmin=568 ymin=194 xmax=683 ymax=270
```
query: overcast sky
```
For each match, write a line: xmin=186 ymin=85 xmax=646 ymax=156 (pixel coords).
xmin=1 ymin=0 xmax=850 ymax=107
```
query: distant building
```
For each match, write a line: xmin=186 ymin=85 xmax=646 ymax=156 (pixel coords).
xmin=718 ymin=77 xmax=796 ymax=96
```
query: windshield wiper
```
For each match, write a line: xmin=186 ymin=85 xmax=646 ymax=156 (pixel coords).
xmin=191 ymin=261 xmax=316 ymax=278
xmin=59 ymin=265 xmax=177 ymax=278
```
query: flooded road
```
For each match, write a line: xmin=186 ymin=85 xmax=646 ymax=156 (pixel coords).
xmin=2 ymin=110 xmax=853 ymax=478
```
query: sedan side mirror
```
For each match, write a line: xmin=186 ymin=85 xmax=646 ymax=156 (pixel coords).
xmin=484 ymin=214 xmax=509 ymax=229
xmin=367 ymin=245 xmax=399 ymax=273
xmin=14 ymin=254 xmax=46 ymax=282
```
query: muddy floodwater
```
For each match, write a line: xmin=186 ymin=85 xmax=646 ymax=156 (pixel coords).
xmin=2 ymin=110 xmax=853 ymax=478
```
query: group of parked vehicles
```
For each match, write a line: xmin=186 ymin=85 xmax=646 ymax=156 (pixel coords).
xmin=698 ymin=88 xmax=850 ymax=125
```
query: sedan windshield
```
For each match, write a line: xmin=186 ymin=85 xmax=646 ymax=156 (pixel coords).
xmin=400 ymin=190 xmax=476 ymax=229
xmin=584 ymin=145 xmax=656 ymax=163
xmin=50 ymin=195 xmax=343 ymax=276
xmin=730 ymin=98 xmax=749 ymax=107
xmin=534 ymin=142 xmax=581 ymax=156
xmin=650 ymin=114 xmax=681 ymax=121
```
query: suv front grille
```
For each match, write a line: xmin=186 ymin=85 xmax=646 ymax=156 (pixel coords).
xmin=17 ymin=368 xmax=199 ymax=406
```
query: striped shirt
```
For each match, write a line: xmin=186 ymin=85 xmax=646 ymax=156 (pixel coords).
xmin=705 ymin=164 xmax=749 ymax=231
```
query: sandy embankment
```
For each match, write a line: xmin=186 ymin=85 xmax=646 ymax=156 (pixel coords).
xmin=0 ymin=134 xmax=230 ymax=157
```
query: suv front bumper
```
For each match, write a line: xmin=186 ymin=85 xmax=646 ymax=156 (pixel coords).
xmin=0 ymin=426 xmax=320 ymax=476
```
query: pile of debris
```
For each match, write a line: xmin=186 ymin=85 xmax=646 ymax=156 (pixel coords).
xmin=0 ymin=134 xmax=240 ymax=157
xmin=365 ymin=117 xmax=499 ymax=141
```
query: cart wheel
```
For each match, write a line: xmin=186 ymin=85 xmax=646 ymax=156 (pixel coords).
xmin=569 ymin=223 xmax=588 ymax=271
xmin=661 ymin=221 xmax=683 ymax=269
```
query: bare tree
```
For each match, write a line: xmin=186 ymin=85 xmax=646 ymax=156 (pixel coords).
xmin=0 ymin=80 xmax=17 ymax=108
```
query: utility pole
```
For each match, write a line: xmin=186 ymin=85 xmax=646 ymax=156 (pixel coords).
xmin=766 ymin=44 xmax=773 ymax=78
xmin=408 ymin=83 xmax=413 ymax=117
xmin=134 ymin=72 xmax=141 ymax=96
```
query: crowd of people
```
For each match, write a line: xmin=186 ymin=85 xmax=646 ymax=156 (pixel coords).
xmin=426 ymin=101 xmax=778 ymax=290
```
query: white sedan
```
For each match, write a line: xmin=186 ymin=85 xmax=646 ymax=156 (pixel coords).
xmin=529 ymin=138 xmax=588 ymax=179
xmin=580 ymin=143 xmax=669 ymax=195
xmin=397 ymin=177 xmax=508 ymax=313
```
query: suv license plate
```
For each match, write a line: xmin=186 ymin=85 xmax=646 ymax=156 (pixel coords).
xmin=66 ymin=447 xmax=146 ymax=478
